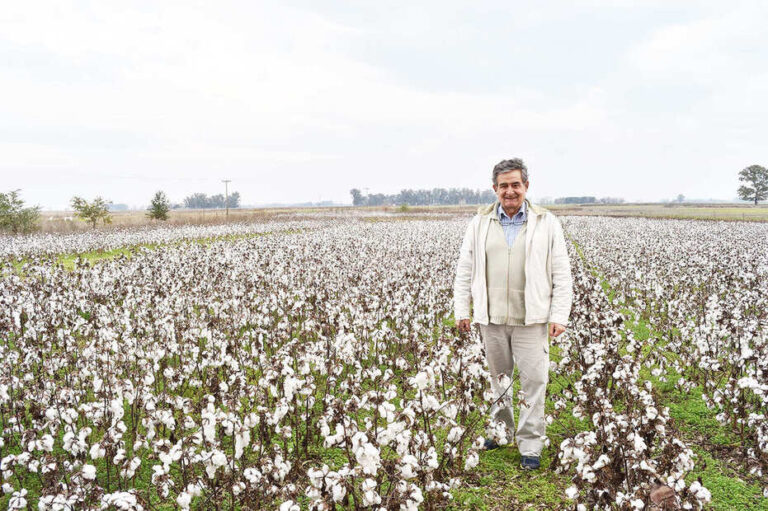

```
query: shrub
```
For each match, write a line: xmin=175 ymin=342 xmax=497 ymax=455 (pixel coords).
xmin=147 ymin=191 xmax=170 ymax=221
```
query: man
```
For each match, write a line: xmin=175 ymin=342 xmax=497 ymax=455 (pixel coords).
xmin=453 ymin=158 xmax=573 ymax=470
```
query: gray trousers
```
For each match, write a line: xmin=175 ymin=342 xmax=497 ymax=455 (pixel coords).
xmin=479 ymin=323 xmax=549 ymax=456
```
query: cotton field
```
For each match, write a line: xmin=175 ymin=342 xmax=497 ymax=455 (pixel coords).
xmin=1 ymin=214 xmax=766 ymax=510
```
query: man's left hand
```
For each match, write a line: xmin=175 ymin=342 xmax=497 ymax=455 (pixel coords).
xmin=549 ymin=323 xmax=566 ymax=338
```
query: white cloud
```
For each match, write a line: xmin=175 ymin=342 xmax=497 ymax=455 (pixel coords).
xmin=627 ymin=2 xmax=768 ymax=83
xmin=1 ymin=1 xmax=765 ymax=207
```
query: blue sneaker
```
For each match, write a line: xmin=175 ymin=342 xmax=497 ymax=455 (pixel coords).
xmin=520 ymin=455 xmax=540 ymax=470
xmin=483 ymin=438 xmax=500 ymax=450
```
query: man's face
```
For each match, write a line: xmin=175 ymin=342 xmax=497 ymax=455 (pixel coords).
xmin=493 ymin=170 xmax=529 ymax=214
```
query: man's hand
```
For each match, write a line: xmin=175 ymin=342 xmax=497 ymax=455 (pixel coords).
xmin=549 ymin=322 xmax=566 ymax=338
xmin=457 ymin=319 xmax=471 ymax=333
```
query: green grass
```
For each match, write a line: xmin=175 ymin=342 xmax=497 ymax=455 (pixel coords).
xmin=450 ymin=446 xmax=571 ymax=510
xmin=10 ymin=229 xmax=303 ymax=272
xmin=687 ymin=446 xmax=768 ymax=510
xmin=549 ymin=203 xmax=768 ymax=222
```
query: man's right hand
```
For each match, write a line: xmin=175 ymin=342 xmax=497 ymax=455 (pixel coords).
xmin=457 ymin=319 xmax=471 ymax=333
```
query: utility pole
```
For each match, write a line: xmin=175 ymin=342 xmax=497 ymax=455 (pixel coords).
xmin=222 ymin=179 xmax=231 ymax=218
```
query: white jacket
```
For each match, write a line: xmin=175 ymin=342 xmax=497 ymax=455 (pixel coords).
xmin=453 ymin=200 xmax=573 ymax=326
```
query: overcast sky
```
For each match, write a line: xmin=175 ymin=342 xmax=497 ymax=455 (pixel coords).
xmin=2 ymin=0 xmax=767 ymax=209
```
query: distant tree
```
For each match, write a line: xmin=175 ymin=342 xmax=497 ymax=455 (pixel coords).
xmin=226 ymin=191 xmax=241 ymax=208
xmin=182 ymin=192 xmax=240 ymax=209
xmin=737 ymin=165 xmax=768 ymax=205
xmin=147 ymin=191 xmax=170 ymax=221
xmin=350 ymin=187 xmax=496 ymax=206
xmin=367 ymin=193 xmax=388 ymax=206
xmin=350 ymin=188 xmax=364 ymax=206
xmin=71 ymin=196 xmax=112 ymax=228
xmin=676 ymin=194 xmax=685 ymax=203
xmin=0 ymin=189 xmax=41 ymax=234
xmin=209 ymin=194 xmax=225 ymax=208
xmin=184 ymin=193 xmax=209 ymax=209
xmin=554 ymin=196 xmax=597 ymax=205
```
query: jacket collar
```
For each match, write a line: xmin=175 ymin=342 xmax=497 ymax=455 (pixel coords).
xmin=478 ymin=198 xmax=544 ymax=218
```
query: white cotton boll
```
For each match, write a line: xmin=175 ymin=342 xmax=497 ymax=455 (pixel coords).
xmin=279 ymin=500 xmax=300 ymax=511
xmin=39 ymin=435 xmax=54 ymax=453
xmin=425 ymin=447 xmax=439 ymax=471
xmin=90 ymin=443 xmax=105 ymax=460
xmin=441 ymin=403 xmax=458 ymax=420
xmin=592 ymin=454 xmax=610 ymax=471
xmin=2 ymin=483 xmax=14 ymax=494
xmin=152 ymin=464 xmax=169 ymax=483
xmin=689 ymin=481 xmax=712 ymax=502
xmin=211 ymin=450 xmax=228 ymax=468
xmin=62 ymin=432 xmax=75 ymax=454
xmin=101 ymin=491 xmax=142 ymax=510
xmin=331 ymin=482 xmax=346 ymax=502
xmin=244 ymin=467 xmax=263 ymax=484
xmin=176 ymin=492 xmax=191 ymax=510
xmin=361 ymin=479 xmax=381 ymax=506
xmin=234 ymin=430 xmax=250 ymax=460
xmin=410 ymin=371 xmax=430 ymax=391
xmin=355 ymin=442 xmax=381 ymax=476
xmin=565 ymin=486 xmax=579 ymax=499
xmin=307 ymin=466 xmax=326 ymax=488
xmin=109 ymin=398 xmax=124 ymax=422
xmin=464 ymin=452 xmax=479 ymax=470
xmin=399 ymin=455 xmax=419 ymax=479
xmin=8 ymin=489 xmax=27 ymax=510
xmin=422 ymin=394 xmax=441 ymax=411
xmin=82 ymin=464 xmax=97 ymax=480
xmin=630 ymin=498 xmax=645 ymax=509
xmin=187 ymin=481 xmax=204 ymax=498
xmin=639 ymin=459 xmax=655 ymax=473
xmin=446 ymin=426 xmax=465 ymax=443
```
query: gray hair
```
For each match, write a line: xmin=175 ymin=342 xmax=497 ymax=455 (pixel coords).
xmin=492 ymin=158 xmax=528 ymax=185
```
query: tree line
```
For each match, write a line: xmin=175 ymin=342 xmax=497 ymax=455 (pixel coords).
xmin=0 ymin=189 xmax=242 ymax=234
xmin=182 ymin=192 xmax=240 ymax=209
xmin=350 ymin=188 xmax=497 ymax=206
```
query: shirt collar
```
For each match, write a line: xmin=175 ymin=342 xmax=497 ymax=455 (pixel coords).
xmin=497 ymin=200 xmax=527 ymax=222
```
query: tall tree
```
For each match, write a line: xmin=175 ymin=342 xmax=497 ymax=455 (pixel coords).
xmin=184 ymin=193 xmax=209 ymax=209
xmin=350 ymin=188 xmax=364 ymax=206
xmin=737 ymin=165 xmax=768 ymax=205
xmin=209 ymin=194 xmax=225 ymax=208
xmin=147 ymin=191 xmax=170 ymax=221
xmin=71 ymin=196 xmax=112 ymax=228
xmin=0 ymin=189 xmax=41 ymax=234
xmin=226 ymin=191 xmax=241 ymax=208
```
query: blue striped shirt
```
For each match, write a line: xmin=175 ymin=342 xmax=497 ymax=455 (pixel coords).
xmin=496 ymin=201 xmax=527 ymax=246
